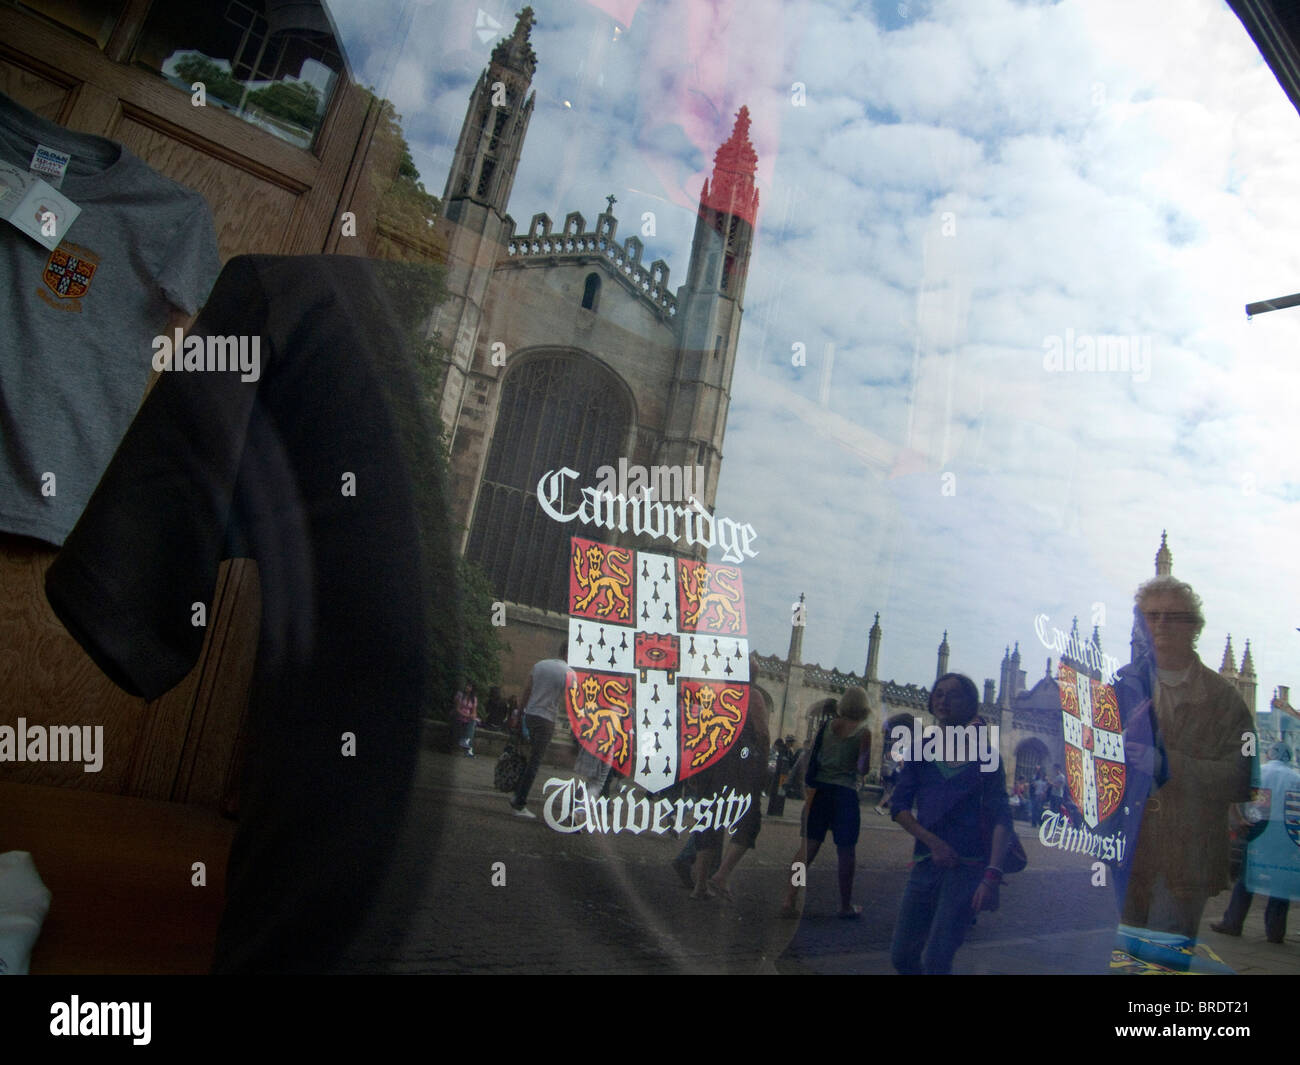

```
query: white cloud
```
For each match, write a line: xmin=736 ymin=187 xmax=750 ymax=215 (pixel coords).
xmin=345 ymin=0 xmax=1300 ymax=710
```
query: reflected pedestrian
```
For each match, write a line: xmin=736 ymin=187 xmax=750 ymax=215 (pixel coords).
xmin=1117 ymin=577 xmax=1253 ymax=942
xmin=780 ymin=687 xmax=872 ymax=919
xmin=510 ymin=640 xmax=572 ymax=818
xmin=1212 ymin=744 xmax=1299 ymax=944
xmin=453 ymin=681 xmax=478 ymax=757
xmin=890 ymin=673 xmax=1013 ymax=974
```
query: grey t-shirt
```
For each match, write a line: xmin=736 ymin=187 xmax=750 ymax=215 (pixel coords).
xmin=523 ymin=657 xmax=571 ymax=723
xmin=0 ymin=90 xmax=220 ymax=546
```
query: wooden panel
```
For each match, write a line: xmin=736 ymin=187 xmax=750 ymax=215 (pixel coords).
xmin=61 ymin=75 xmax=119 ymax=130
xmin=103 ymin=0 xmax=156 ymax=65
xmin=172 ymin=561 xmax=261 ymax=806
xmin=113 ymin=114 xmax=301 ymax=257
xmin=0 ymin=55 xmax=74 ymax=118
xmin=5 ymin=781 xmax=234 ymax=974
xmin=0 ymin=535 xmax=258 ymax=802
xmin=0 ymin=535 xmax=144 ymax=793
xmin=114 ymin=564 xmax=238 ymax=801
xmin=280 ymin=75 xmax=369 ymax=255
xmin=325 ymin=91 xmax=382 ymax=256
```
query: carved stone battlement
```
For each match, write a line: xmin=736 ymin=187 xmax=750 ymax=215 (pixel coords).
xmin=505 ymin=211 xmax=677 ymax=318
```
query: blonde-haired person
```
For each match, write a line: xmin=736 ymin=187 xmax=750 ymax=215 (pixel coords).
xmin=779 ymin=686 xmax=873 ymax=919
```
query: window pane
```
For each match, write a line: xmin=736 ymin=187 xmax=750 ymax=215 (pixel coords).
xmin=131 ymin=0 xmax=343 ymax=149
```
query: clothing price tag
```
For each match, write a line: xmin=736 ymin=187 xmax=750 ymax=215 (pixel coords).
xmin=0 ymin=162 xmax=80 ymax=250
xmin=30 ymin=144 xmax=71 ymax=188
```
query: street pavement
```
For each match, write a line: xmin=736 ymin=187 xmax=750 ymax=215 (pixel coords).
xmin=339 ymin=741 xmax=1299 ymax=975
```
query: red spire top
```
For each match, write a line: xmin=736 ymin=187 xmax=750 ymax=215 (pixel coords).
xmin=700 ymin=106 xmax=759 ymax=224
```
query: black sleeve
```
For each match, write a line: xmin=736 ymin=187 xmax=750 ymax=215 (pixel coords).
xmin=46 ymin=257 xmax=268 ymax=700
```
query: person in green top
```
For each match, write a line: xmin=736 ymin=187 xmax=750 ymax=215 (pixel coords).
xmin=779 ymin=686 xmax=873 ymax=918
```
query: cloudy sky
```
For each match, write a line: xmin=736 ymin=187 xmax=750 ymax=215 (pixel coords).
xmin=329 ymin=0 xmax=1300 ymax=713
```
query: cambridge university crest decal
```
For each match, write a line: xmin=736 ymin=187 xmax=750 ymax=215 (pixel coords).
xmin=566 ymin=536 xmax=749 ymax=794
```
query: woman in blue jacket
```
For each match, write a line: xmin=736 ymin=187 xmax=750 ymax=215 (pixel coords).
xmin=890 ymin=673 xmax=1013 ymax=974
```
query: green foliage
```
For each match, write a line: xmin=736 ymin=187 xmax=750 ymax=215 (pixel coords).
xmin=361 ymin=87 xmax=441 ymax=236
xmin=371 ymin=258 xmax=449 ymax=404
xmin=247 ymin=80 xmax=322 ymax=128
xmin=173 ymin=55 xmax=244 ymax=107
xmin=173 ymin=55 xmax=322 ymax=131
xmin=456 ymin=555 xmax=507 ymax=700
xmin=366 ymin=261 xmax=500 ymax=712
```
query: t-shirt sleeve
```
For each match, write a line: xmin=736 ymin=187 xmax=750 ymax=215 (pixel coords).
xmin=45 ymin=255 xmax=267 ymax=700
xmin=156 ymin=197 xmax=222 ymax=315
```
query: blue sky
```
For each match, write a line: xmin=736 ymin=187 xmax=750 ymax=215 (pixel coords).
xmin=329 ymin=0 xmax=1300 ymax=711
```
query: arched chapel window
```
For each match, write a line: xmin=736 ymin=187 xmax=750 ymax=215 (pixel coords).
xmin=467 ymin=354 xmax=630 ymax=611
xmin=581 ymin=272 xmax=601 ymax=311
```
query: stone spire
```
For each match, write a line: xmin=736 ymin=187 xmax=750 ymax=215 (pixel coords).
xmin=787 ymin=592 xmax=805 ymax=666
xmin=491 ymin=7 xmax=538 ymax=78
xmin=1155 ymin=530 xmax=1172 ymax=576
xmin=997 ymin=646 xmax=1011 ymax=708
xmin=1238 ymin=639 xmax=1257 ymax=714
xmin=1220 ymin=635 xmax=1238 ymax=678
xmin=936 ymin=630 xmax=950 ymax=682
xmin=700 ymin=106 xmax=760 ymax=225
xmin=442 ymin=6 xmax=538 ymax=216
xmin=865 ymin=612 xmax=882 ymax=682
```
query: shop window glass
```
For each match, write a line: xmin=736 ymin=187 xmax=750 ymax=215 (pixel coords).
xmin=131 ymin=0 xmax=343 ymax=149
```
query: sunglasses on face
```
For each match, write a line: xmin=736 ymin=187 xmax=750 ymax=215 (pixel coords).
xmin=1142 ymin=611 xmax=1198 ymax=625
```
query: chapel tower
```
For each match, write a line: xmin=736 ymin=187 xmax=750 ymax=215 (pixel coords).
xmin=434 ymin=8 xmax=538 ymax=442
xmin=442 ymin=7 xmax=537 ymax=221
xmin=661 ymin=107 xmax=759 ymax=508
xmin=435 ymin=12 xmax=760 ymax=664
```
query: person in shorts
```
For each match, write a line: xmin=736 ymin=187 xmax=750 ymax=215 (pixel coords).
xmin=779 ymin=687 xmax=872 ymax=918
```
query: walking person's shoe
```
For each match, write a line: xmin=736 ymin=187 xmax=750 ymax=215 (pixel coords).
xmin=1209 ymin=921 xmax=1241 ymax=936
xmin=510 ymin=800 xmax=537 ymax=819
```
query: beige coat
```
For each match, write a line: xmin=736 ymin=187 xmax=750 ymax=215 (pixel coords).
xmin=1128 ymin=659 xmax=1254 ymax=900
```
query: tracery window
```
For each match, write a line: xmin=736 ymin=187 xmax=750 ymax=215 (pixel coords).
xmin=467 ymin=354 xmax=630 ymax=612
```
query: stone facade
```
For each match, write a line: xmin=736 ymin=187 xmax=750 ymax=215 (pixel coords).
xmin=428 ymin=10 xmax=759 ymax=692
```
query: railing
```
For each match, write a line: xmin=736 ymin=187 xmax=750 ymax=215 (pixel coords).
xmin=506 ymin=232 xmax=677 ymax=316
